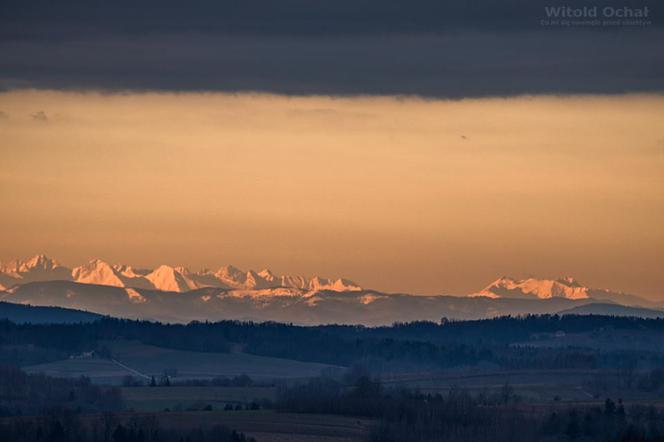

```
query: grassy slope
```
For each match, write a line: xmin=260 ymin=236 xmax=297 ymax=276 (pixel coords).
xmin=24 ymin=340 xmax=340 ymax=384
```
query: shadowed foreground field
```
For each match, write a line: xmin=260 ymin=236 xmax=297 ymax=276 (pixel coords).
xmin=144 ymin=411 xmax=373 ymax=442
xmin=5 ymin=316 xmax=664 ymax=441
xmin=24 ymin=340 xmax=338 ymax=384
xmin=121 ymin=386 xmax=277 ymax=411
xmin=379 ymin=368 xmax=664 ymax=404
xmin=0 ymin=411 xmax=374 ymax=442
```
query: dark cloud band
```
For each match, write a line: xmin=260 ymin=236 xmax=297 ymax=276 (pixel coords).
xmin=1 ymin=0 xmax=662 ymax=97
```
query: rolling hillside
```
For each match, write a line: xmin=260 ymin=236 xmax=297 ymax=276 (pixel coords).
xmin=0 ymin=301 xmax=102 ymax=324
xmin=24 ymin=340 xmax=339 ymax=384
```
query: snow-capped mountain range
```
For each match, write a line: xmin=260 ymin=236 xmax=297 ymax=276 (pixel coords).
xmin=0 ymin=255 xmax=361 ymax=293
xmin=0 ymin=255 xmax=660 ymax=325
xmin=474 ymin=276 xmax=641 ymax=302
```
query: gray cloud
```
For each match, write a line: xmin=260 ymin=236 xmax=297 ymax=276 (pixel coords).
xmin=0 ymin=0 xmax=662 ymax=97
xmin=1 ymin=0 xmax=659 ymax=37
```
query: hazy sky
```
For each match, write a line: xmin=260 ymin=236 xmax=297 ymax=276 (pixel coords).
xmin=1 ymin=91 xmax=662 ymax=298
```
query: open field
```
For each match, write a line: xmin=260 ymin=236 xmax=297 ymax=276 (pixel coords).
xmin=24 ymin=340 xmax=340 ymax=384
xmin=379 ymin=369 xmax=664 ymax=403
xmin=147 ymin=410 xmax=374 ymax=442
xmin=121 ymin=386 xmax=277 ymax=411
xmin=23 ymin=358 xmax=135 ymax=385
xmin=0 ymin=411 xmax=374 ymax=442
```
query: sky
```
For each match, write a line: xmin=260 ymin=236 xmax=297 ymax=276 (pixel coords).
xmin=0 ymin=1 xmax=663 ymax=298
xmin=1 ymin=91 xmax=663 ymax=298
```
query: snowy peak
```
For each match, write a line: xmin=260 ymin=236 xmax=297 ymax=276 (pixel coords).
xmin=556 ymin=276 xmax=581 ymax=287
xmin=475 ymin=276 xmax=624 ymax=301
xmin=308 ymin=276 xmax=361 ymax=292
xmin=0 ymin=254 xmax=72 ymax=285
xmin=19 ymin=254 xmax=61 ymax=272
xmin=0 ymin=255 xmax=362 ymax=294
xmin=112 ymin=264 xmax=150 ymax=279
xmin=72 ymin=259 xmax=155 ymax=290
xmin=244 ymin=270 xmax=266 ymax=289
xmin=174 ymin=266 xmax=192 ymax=275
xmin=476 ymin=276 xmax=590 ymax=300
xmin=145 ymin=265 xmax=201 ymax=293
xmin=214 ymin=265 xmax=247 ymax=287
xmin=1 ymin=254 xmax=59 ymax=273
xmin=258 ymin=269 xmax=276 ymax=282
xmin=72 ymin=259 xmax=125 ymax=287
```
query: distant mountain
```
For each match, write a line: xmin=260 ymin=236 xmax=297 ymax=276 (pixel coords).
xmin=0 ymin=255 xmax=361 ymax=293
xmin=474 ymin=276 xmax=654 ymax=307
xmin=1 ymin=255 xmax=660 ymax=325
xmin=0 ymin=280 xmax=602 ymax=325
xmin=558 ymin=303 xmax=664 ymax=318
xmin=0 ymin=301 xmax=102 ymax=324
xmin=0 ymin=254 xmax=73 ymax=288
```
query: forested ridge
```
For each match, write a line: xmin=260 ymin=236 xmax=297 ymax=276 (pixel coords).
xmin=1 ymin=314 xmax=663 ymax=370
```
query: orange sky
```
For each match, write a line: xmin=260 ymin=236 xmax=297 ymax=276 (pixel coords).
xmin=1 ymin=90 xmax=663 ymax=298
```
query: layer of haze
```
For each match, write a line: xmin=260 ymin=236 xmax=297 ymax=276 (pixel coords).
xmin=0 ymin=91 xmax=662 ymax=299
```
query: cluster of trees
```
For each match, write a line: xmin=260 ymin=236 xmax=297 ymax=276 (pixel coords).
xmin=276 ymin=368 xmax=519 ymax=416
xmin=2 ymin=315 xmax=664 ymax=371
xmin=0 ymin=342 xmax=67 ymax=367
xmin=0 ymin=366 xmax=122 ymax=417
xmin=172 ymin=374 xmax=258 ymax=387
xmin=540 ymin=400 xmax=664 ymax=441
xmin=636 ymin=368 xmax=664 ymax=392
xmin=276 ymin=374 xmax=664 ymax=442
xmin=0 ymin=411 xmax=255 ymax=442
xmin=122 ymin=373 xmax=260 ymax=388
xmin=493 ymin=346 xmax=598 ymax=370
xmin=582 ymin=366 xmax=664 ymax=398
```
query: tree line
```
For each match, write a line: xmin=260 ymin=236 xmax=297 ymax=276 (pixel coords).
xmin=2 ymin=314 xmax=664 ymax=371
xmin=276 ymin=373 xmax=664 ymax=442
xmin=0 ymin=410 xmax=255 ymax=442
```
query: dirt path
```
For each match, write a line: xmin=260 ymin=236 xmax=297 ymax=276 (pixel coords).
xmin=111 ymin=358 xmax=151 ymax=380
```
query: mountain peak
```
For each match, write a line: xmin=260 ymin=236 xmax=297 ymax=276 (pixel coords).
xmin=477 ymin=276 xmax=591 ymax=300
xmin=85 ymin=258 xmax=109 ymax=267
xmin=18 ymin=254 xmax=62 ymax=272
xmin=258 ymin=269 xmax=276 ymax=280
xmin=214 ymin=265 xmax=247 ymax=287
xmin=1 ymin=255 xmax=362 ymax=294
xmin=174 ymin=266 xmax=191 ymax=275
xmin=146 ymin=265 xmax=199 ymax=292
xmin=556 ymin=276 xmax=581 ymax=287
xmin=113 ymin=264 xmax=148 ymax=278
xmin=72 ymin=259 xmax=124 ymax=287
xmin=216 ymin=265 xmax=244 ymax=277
xmin=27 ymin=253 xmax=55 ymax=264
xmin=149 ymin=265 xmax=179 ymax=278
xmin=308 ymin=276 xmax=362 ymax=292
xmin=0 ymin=254 xmax=72 ymax=283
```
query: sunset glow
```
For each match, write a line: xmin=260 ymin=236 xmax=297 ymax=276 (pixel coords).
xmin=1 ymin=90 xmax=662 ymax=298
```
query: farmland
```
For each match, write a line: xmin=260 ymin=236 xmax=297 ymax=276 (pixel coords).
xmin=0 ymin=410 xmax=374 ymax=442
xmin=24 ymin=340 xmax=340 ymax=384
xmin=121 ymin=386 xmax=277 ymax=411
xmin=141 ymin=410 xmax=373 ymax=442
xmin=378 ymin=368 xmax=664 ymax=405
xmin=7 ymin=315 xmax=664 ymax=441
